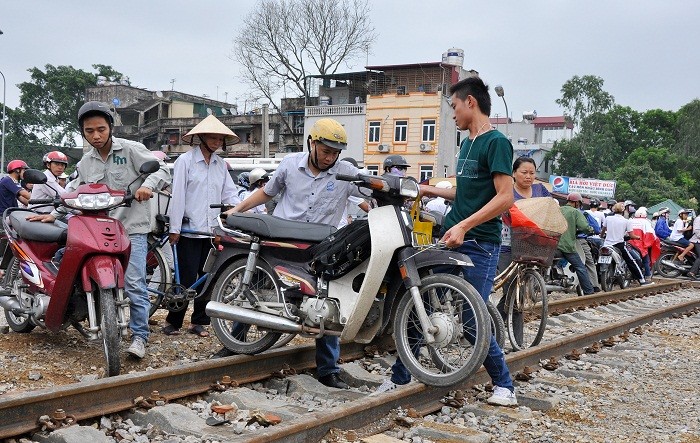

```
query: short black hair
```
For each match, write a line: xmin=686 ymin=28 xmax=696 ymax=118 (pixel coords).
xmin=449 ymin=76 xmax=492 ymax=116
xmin=512 ymin=156 xmax=536 ymax=173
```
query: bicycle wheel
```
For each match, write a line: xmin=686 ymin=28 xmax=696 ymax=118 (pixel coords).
xmin=507 ymin=268 xmax=547 ymax=351
xmin=394 ymin=274 xmax=490 ymax=387
xmin=210 ymin=258 xmax=283 ymax=355
xmin=146 ymin=245 xmax=171 ymax=317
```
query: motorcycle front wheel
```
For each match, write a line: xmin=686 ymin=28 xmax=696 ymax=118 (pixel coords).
xmin=3 ymin=257 xmax=36 ymax=333
xmin=393 ymin=273 xmax=489 ymax=387
xmin=210 ymin=258 xmax=286 ymax=355
xmin=98 ymin=288 xmax=120 ymax=376
xmin=656 ymin=252 xmax=681 ymax=278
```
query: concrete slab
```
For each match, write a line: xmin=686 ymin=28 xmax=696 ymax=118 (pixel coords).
xmin=516 ymin=391 xmax=561 ymax=410
xmin=341 ymin=361 xmax=386 ymax=388
xmin=414 ymin=423 xmax=491 ymax=443
xmin=128 ymin=403 xmax=232 ymax=440
xmin=33 ymin=425 xmax=112 ymax=443
xmin=210 ymin=387 xmax=306 ymax=419
xmin=556 ymin=368 xmax=611 ymax=381
xmin=284 ymin=373 xmax=366 ymax=401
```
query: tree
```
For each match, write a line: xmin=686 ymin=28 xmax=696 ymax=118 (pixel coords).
xmin=15 ymin=64 xmax=124 ymax=147
xmin=555 ymin=75 xmax=614 ymax=126
xmin=232 ymin=0 xmax=376 ymax=110
xmin=674 ymin=99 xmax=700 ymax=158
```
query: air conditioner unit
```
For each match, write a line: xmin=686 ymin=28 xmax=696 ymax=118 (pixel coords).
xmin=419 ymin=143 xmax=434 ymax=152
xmin=377 ymin=144 xmax=390 ymax=153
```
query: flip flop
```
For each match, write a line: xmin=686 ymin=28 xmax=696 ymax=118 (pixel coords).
xmin=188 ymin=324 xmax=210 ymax=337
xmin=162 ymin=324 xmax=181 ymax=336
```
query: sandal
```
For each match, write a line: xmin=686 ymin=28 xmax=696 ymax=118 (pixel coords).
xmin=162 ymin=324 xmax=181 ymax=336
xmin=188 ymin=324 xmax=210 ymax=337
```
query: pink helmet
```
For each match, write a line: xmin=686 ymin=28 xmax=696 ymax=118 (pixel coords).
xmin=6 ymin=160 xmax=28 ymax=173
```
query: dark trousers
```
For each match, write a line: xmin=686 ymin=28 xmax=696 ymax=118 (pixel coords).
xmin=165 ymin=236 xmax=212 ymax=329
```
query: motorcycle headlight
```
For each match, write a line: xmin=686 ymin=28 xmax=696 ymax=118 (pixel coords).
xmin=64 ymin=193 xmax=124 ymax=210
xmin=399 ymin=178 xmax=419 ymax=198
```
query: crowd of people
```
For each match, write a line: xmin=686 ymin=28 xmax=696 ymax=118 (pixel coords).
xmin=13 ymin=75 xmax=699 ymax=407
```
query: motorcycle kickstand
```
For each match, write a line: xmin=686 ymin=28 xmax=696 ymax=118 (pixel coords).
xmin=71 ymin=321 xmax=92 ymax=339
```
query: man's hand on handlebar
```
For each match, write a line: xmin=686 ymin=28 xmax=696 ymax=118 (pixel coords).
xmin=27 ymin=214 xmax=56 ymax=223
xmin=169 ymin=233 xmax=180 ymax=244
xmin=134 ymin=187 xmax=153 ymax=202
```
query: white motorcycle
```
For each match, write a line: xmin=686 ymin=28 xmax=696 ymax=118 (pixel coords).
xmin=203 ymin=173 xmax=490 ymax=387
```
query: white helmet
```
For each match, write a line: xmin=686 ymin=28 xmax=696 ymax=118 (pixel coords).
xmin=249 ymin=168 xmax=270 ymax=186
xmin=435 ymin=180 xmax=453 ymax=189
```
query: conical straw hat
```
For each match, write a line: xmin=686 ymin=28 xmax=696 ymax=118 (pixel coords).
xmin=182 ymin=115 xmax=240 ymax=145
xmin=514 ymin=197 xmax=568 ymax=235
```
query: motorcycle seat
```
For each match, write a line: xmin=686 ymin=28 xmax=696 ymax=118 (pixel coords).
xmin=661 ymin=239 xmax=685 ymax=248
xmin=225 ymin=213 xmax=336 ymax=242
xmin=8 ymin=210 xmax=67 ymax=244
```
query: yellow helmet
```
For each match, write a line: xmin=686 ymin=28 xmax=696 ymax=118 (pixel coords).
xmin=308 ymin=118 xmax=347 ymax=151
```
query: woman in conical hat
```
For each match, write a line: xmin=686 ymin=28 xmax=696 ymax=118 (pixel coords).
xmin=182 ymin=114 xmax=241 ymax=152
xmin=163 ymin=114 xmax=241 ymax=337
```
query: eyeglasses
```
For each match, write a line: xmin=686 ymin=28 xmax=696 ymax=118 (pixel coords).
xmin=394 ymin=166 xmax=408 ymax=171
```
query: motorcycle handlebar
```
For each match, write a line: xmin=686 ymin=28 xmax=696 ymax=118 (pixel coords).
xmin=28 ymin=198 xmax=55 ymax=205
xmin=336 ymin=173 xmax=359 ymax=182
xmin=210 ymin=204 xmax=235 ymax=209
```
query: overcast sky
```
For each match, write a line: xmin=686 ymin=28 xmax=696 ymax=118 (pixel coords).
xmin=1 ymin=0 xmax=698 ymax=120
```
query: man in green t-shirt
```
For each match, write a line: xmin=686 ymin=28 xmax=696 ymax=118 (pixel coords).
xmin=557 ymin=192 xmax=595 ymax=294
xmin=375 ymin=76 xmax=517 ymax=407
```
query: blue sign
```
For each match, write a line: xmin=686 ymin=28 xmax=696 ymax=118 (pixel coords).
xmin=112 ymin=97 xmax=121 ymax=107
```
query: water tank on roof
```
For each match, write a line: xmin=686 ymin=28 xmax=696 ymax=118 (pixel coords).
xmin=442 ymin=48 xmax=464 ymax=67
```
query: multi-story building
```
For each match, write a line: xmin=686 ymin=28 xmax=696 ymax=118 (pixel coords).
xmin=85 ymin=82 xmax=284 ymax=157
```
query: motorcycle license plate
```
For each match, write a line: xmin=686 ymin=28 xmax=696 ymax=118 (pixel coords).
xmin=598 ymin=256 xmax=612 ymax=264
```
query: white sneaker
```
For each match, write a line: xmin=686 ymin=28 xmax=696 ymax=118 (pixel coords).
xmin=486 ymin=386 xmax=517 ymax=406
xmin=127 ymin=337 xmax=146 ymax=359
xmin=370 ymin=379 xmax=397 ymax=396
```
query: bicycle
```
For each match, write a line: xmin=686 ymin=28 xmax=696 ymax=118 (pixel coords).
xmin=493 ymin=226 xmax=557 ymax=351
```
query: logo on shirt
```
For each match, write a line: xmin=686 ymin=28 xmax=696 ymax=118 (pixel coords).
xmin=113 ymin=155 xmax=127 ymax=165
xmin=326 ymin=181 xmax=335 ymax=192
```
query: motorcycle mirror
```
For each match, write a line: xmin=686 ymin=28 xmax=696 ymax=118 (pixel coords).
xmin=139 ymin=160 xmax=160 ymax=174
xmin=22 ymin=169 xmax=48 ymax=185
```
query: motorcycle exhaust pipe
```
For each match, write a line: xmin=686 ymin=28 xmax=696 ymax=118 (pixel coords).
xmin=660 ymin=259 xmax=688 ymax=271
xmin=0 ymin=295 xmax=22 ymax=313
xmin=206 ymin=301 xmax=303 ymax=334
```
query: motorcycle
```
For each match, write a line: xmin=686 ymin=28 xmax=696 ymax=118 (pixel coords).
xmin=203 ymin=173 xmax=491 ymax=387
xmin=656 ymin=239 xmax=698 ymax=278
xmin=0 ymin=161 xmax=160 ymax=377
xmin=597 ymin=244 xmax=632 ymax=291
xmin=544 ymin=252 xmax=584 ymax=297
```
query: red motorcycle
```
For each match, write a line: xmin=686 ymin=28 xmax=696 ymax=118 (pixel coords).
xmin=0 ymin=161 xmax=160 ymax=376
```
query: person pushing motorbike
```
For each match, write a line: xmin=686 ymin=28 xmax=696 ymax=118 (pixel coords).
xmin=27 ymin=101 xmax=171 ymax=359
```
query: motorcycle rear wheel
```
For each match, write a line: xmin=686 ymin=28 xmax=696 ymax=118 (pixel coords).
xmin=656 ymin=252 xmax=682 ymax=278
xmin=600 ymin=265 xmax=616 ymax=292
xmin=210 ymin=258 xmax=286 ymax=355
xmin=393 ymin=274 xmax=489 ymax=387
xmin=3 ymin=257 xmax=36 ymax=333
xmin=98 ymin=288 xmax=120 ymax=376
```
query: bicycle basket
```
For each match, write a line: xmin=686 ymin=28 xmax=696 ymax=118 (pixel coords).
xmin=510 ymin=226 xmax=560 ymax=266
xmin=409 ymin=196 xmax=434 ymax=246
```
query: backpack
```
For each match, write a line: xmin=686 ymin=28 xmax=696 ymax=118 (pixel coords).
xmin=583 ymin=211 xmax=601 ymax=235
xmin=308 ymin=220 xmax=372 ymax=279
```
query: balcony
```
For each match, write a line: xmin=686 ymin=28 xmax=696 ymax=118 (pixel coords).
xmin=305 ymin=104 xmax=366 ymax=117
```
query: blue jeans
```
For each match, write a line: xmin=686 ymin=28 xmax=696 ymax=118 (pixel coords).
xmin=391 ymin=239 xmax=514 ymax=391
xmin=561 ymin=251 xmax=595 ymax=295
xmin=125 ymin=234 xmax=149 ymax=342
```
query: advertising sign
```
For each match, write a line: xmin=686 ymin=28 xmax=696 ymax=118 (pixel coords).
xmin=549 ymin=175 xmax=616 ymax=198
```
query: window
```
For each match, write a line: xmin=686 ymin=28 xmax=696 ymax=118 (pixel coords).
xmin=394 ymin=120 xmax=407 ymax=143
xmin=422 ymin=119 xmax=436 ymax=142
xmin=368 ymin=121 xmax=381 ymax=143
xmin=366 ymin=165 xmax=379 ymax=176
xmin=419 ymin=165 xmax=433 ymax=182
xmin=292 ymin=114 xmax=304 ymax=134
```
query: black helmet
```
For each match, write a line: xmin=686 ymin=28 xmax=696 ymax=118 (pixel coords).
xmin=383 ymin=154 xmax=410 ymax=171
xmin=78 ymin=101 xmax=114 ymax=129
xmin=589 ymin=198 xmax=600 ymax=208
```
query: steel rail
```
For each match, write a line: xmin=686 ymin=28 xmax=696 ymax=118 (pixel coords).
xmin=0 ymin=284 xmax=696 ymax=440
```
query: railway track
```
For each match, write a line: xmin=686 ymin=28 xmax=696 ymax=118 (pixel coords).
xmin=1 ymin=280 xmax=698 ymax=441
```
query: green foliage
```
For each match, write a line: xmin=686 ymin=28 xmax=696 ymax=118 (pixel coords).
xmin=551 ymin=76 xmax=700 ymax=207
xmin=15 ymin=64 xmax=123 ymax=147
xmin=555 ymin=75 xmax=614 ymax=125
